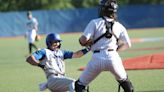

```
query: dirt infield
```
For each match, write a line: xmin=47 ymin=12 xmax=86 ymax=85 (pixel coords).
xmin=123 ymin=53 xmax=164 ymax=70
xmin=78 ymin=53 xmax=164 ymax=71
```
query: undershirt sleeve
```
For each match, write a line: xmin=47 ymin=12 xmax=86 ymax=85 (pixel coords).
xmin=32 ymin=49 xmax=46 ymax=60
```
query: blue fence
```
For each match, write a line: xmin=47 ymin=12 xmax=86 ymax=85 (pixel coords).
xmin=118 ymin=5 xmax=164 ymax=29
xmin=0 ymin=4 xmax=164 ymax=37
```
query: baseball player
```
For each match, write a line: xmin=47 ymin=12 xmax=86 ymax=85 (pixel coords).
xmin=75 ymin=0 xmax=135 ymax=92
xmin=26 ymin=11 xmax=39 ymax=54
xmin=26 ymin=33 xmax=90 ymax=92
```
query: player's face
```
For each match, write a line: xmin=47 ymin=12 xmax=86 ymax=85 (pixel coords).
xmin=27 ymin=14 xmax=32 ymax=20
xmin=50 ymin=41 xmax=60 ymax=50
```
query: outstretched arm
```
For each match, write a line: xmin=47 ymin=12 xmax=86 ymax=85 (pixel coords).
xmin=117 ymin=31 xmax=131 ymax=51
xmin=117 ymin=42 xmax=131 ymax=51
xmin=72 ymin=47 xmax=90 ymax=58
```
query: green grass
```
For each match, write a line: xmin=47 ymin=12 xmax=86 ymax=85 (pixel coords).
xmin=0 ymin=28 xmax=164 ymax=92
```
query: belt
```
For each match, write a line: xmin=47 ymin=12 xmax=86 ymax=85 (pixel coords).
xmin=93 ymin=49 xmax=114 ymax=53
xmin=47 ymin=73 xmax=59 ymax=78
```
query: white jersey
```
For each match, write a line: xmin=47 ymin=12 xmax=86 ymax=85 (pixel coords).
xmin=79 ymin=17 xmax=131 ymax=86
xmin=26 ymin=17 xmax=38 ymax=31
xmin=83 ymin=17 xmax=131 ymax=51
xmin=26 ymin=17 xmax=38 ymax=43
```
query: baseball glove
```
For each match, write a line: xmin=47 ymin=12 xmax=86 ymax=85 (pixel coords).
xmin=35 ymin=34 xmax=41 ymax=41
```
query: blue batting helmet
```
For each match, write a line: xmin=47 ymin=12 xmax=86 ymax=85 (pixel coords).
xmin=46 ymin=33 xmax=62 ymax=48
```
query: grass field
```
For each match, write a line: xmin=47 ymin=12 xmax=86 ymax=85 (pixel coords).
xmin=0 ymin=28 xmax=164 ymax=92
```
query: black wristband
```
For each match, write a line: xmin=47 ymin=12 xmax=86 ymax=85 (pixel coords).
xmin=81 ymin=48 xmax=90 ymax=54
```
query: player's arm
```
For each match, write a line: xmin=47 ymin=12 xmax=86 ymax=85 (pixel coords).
xmin=116 ymin=41 xmax=130 ymax=51
xmin=26 ymin=49 xmax=45 ymax=67
xmin=63 ymin=48 xmax=90 ymax=59
xmin=117 ymin=28 xmax=131 ymax=51
xmin=33 ymin=18 xmax=39 ymax=31
xmin=26 ymin=55 xmax=39 ymax=66
xmin=72 ymin=47 xmax=90 ymax=58
xmin=34 ymin=24 xmax=38 ymax=31
xmin=79 ymin=35 xmax=93 ymax=47
xmin=79 ymin=20 xmax=94 ymax=47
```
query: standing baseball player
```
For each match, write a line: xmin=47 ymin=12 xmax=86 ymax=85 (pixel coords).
xmin=26 ymin=11 xmax=39 ymax=54
xmin=75 ymin=0 xmax=135 ymax=92
xmin=26 ymin=33 xmax=90 ymax=92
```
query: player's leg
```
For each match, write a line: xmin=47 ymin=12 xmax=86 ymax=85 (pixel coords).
xmin=47 ymin=75 xmax=75 ymax=92
xmin=118 ymin=78 xmax=134 ymax=92
xmin=29 ymin=43 xmax=38 ymax=53
xmin=28 ymin=43 xmax=32 ymax=54
xmin=108 ymin=55 xmax=134 ymax=92
xmin=30 ymin=29 xmax=38 ymax=51
xmin=75 ymin=60 xmax=101 ymax=92
xmin=39 ymin=82 xmax=48 ymax=91
xmin=27 ymin=32 xmax=33 ymax=54
xmin=31 ymin=43 xmax=38 ymax=50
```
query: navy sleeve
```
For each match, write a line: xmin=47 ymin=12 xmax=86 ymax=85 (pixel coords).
xmin=32 ymin=49 xmax=46 ymax=60
xmin=63 ymin=50 xmax=73 ymax=59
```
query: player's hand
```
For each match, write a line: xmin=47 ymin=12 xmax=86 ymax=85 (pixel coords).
xmin=86 ymin=39 xmax=93 ymax=46
xmin=82 ymin=39 xmax=93 ymax=47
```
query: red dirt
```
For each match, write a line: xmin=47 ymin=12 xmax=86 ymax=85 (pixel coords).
xmin=78 ymin=53 xmax=164 ymax=71
xmin=123 ymin=53 xmax=164 ymax=70
xmin=126 ymin=47 xmax=164 ymax=52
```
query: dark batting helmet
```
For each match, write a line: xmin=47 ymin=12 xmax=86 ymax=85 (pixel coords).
xmin=46 ymin=33 xmax=62 ymax=49
xmin=27 ymin=11 xmax=32 ymax=16
xmin=99 ymin=0 xmax=118 ymax=17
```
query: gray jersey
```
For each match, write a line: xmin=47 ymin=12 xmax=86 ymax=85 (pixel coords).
xmin=41 ymin=49 xmax=65 ymax=77
xmin=33 ymin=48 xmax=75 ymax=92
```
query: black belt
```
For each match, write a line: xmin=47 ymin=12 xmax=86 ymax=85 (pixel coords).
xmin=93 ymin=49 xmax=114 ymax=53
xmin=47 ymin=73 xmax=58 ymax=78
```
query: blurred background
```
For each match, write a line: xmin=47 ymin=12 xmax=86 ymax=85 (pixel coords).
xmin=0 ymin=0 xmax=164 ymax=37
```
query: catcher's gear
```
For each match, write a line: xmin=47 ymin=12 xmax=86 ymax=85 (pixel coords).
xmin=118 ymin=79 xmax=134 ymax=92
xmin=89 ymin=17 xmax=115 ymax=46
xmin=99 ymin=0 xmax=118 ymax=12
xmin=75 ymin=80 xmax=89 ymax=92
xmin=46 ymin=33 xmax=62 ymax=48
xmin=99 ymin=0 xmax=118 ymax=17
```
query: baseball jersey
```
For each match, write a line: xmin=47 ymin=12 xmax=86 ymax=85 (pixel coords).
xmin=83 ymin=17 xmax=131 ymax=51
xmin=26 ymin=17 xmax=38 ymax=31
xmin=26 ymin=17 xmax=38 ymax=43
xmin=79 ymin=17 xmax=131 ymax=86
xmin=32 ymin=48 xmax=73 ymax=78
